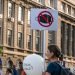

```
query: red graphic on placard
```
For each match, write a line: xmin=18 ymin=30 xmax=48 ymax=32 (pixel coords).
xmin=38 ymin=11 xmax=54 ymax=27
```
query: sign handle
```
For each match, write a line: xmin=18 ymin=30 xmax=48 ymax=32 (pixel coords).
xmin=42 ymin=30 xmax=46 ymax=71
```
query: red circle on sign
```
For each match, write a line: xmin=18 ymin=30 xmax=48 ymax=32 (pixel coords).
xmin=38 ymin=11 xmax=53 ymax=27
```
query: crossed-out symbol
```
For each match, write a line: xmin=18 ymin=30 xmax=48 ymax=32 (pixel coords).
xmin=38 ymin=11 xmax=54 ymax=27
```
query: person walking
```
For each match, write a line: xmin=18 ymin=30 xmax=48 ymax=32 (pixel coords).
xmin=0 ymin=58 xmax=2 ymax=75
xmin=12 ymin=65 xmax=18 ymax=75
xmin=45 ymin=45 xmax=61 ymax=75
xmin=17 ymin=61 xmax=26 ymax=75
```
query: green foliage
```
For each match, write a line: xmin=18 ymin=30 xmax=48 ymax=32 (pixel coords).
xmin=0 ymin=46 xmax=3 ymax=54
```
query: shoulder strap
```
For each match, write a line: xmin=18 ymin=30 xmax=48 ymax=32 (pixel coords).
xmin=55 ymin=62 xmax=64 ymax=69
xmin=55 ymin=62 xmax=69 ymax=74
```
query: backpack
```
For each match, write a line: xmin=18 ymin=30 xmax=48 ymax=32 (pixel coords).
xmin=56 ymin=62 xmax=74 ymax=75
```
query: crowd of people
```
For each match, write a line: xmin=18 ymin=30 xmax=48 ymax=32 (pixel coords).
xmin=0 ymin=58 xmax=26 ymax=75
xmin=0 ymin=44 xmax=74 ymax=75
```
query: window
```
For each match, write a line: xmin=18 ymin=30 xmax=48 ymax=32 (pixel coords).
xmin=61 ymin=21 xmax=65 ymax=54
xmin=72 ymin=8 xmax=75 ymax=17
xmin=28 ymin=35 xmax=32 ymax=50
xmin=38 ymin=0 xmax=42 ymax=3
xmin=0 ymin=20 xmax=2 ymax=44
xmin=48 ymin=31 xmax=53 ymax=45
xmin=48 ymin=31 xmax=56 ymax=45
xmin=61 ymin=22 xmax=72 ymax=56
xmin=36 ymin=37 xmax=40 ymax=51
xmin=28 ymin=10 xmax=30 ymax=24
xmin=27 ymin=30 xmax=33 ymax=50
xmin=18 ymin=32 xmax=23 ymax=48
xmin=61 ymin=2 xmax=66 ymax=12
xmin=7 ymin=30 xmax=12 ymax=46
xmin=0 ymin=27 xmax=1 ymax=44
xmin=18 ymin=6 xmax=24 ymax=23
xmin=72 ymin=26 xmax=75 ymax=57
xmin=67 ymin=5 xmax=71 ymax=15
xmin=0 ymin=0 xmax=3 ymax=14
xmin=37 ymin=0 xmax=44 ymax=4
xmin=28 ymin=35 xmax=31 ymax=49
xmin=35 ymin=30 xmax=41 ymax=51
xmin=46 ymin=0 xmax=50 ymax=6
xmin=8 ymin=1 xmax=15 ymax=18
xmin=67 ymin=24 xmax=70 ymax=56
xmin=50 ymin=0 xmax=54 ymax=7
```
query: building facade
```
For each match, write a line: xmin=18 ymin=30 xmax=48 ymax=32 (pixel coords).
xmin=57 ymin=0 xmax=75 ymax=72
xmin=0 ymin=0 xmax=75 ymax=73
xmin=0 ymin=0 xmax=51 ymax=73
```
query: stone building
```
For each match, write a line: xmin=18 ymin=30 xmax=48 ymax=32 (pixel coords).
xmin=58 ymin=0 xmax=75 ymax=71
xmin=0 ymin=0 xmax=75 ymax=73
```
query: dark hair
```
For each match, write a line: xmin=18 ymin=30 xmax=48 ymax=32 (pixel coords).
xmin=59 ymin=53 xmax=63 ymax=61
xmin=7 ymin=68 xmax=12 ymax=73
xmin=48 ymin=45 xmax=61 ymax=58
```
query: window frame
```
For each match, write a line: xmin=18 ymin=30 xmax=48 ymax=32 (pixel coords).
xmin=7 ymin=29 xmax=13 ymax=46
xmin=35 ymin=30 xmax=41 ymax=51
xmin=67 ymin=5 xmax=71 ymax=15
xmin=18 ymin=5 xmax=25 ymax=23
xmin=61 ymin=2 xmax=66 ymax=12
xmin=0 ymin=0 xmax=3 ymax=14
xmin=18 ymin=32 xmax=23 ymax=48
xmin=27 ymin=30 xmax=33 ymax=50
xmin=28 ymin=10 xmax=30 ymax=25
xmin=8 ymin=1 xmax=15 ymax=18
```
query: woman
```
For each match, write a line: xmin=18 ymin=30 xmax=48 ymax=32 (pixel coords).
xmin=45 ymin=45 xmax=61 ymax=75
